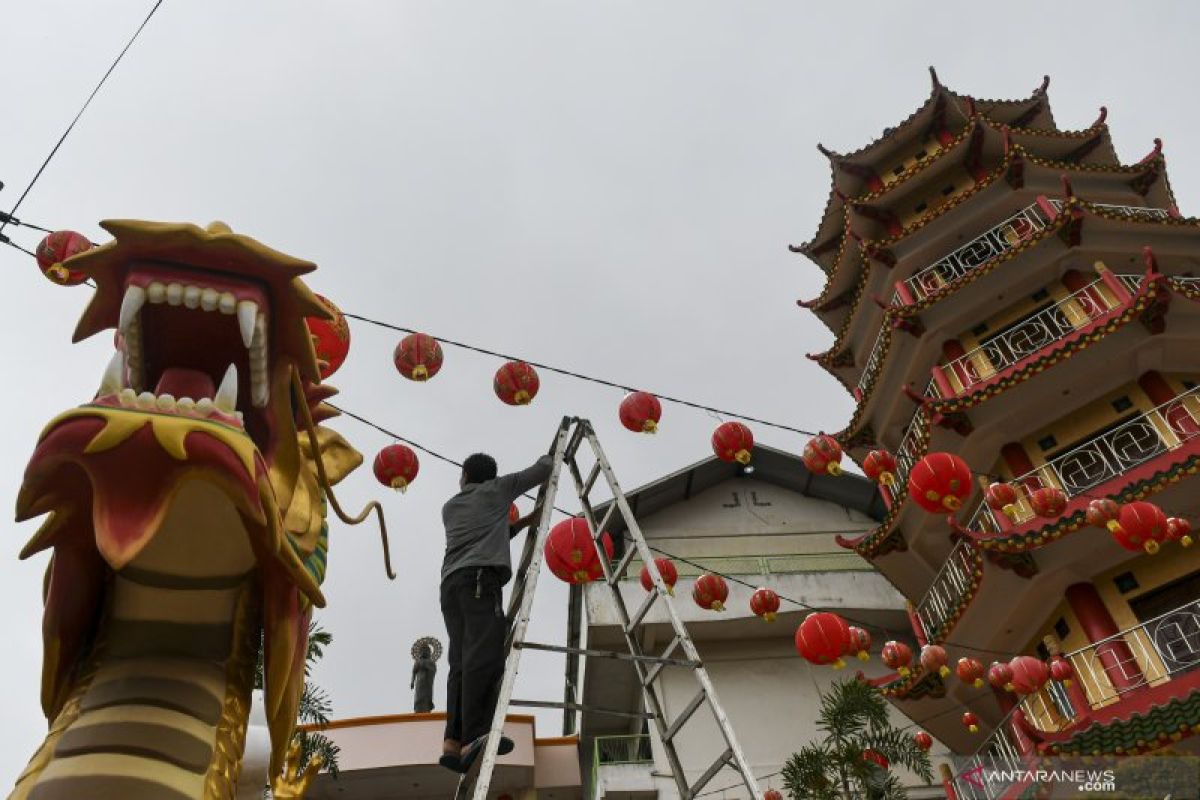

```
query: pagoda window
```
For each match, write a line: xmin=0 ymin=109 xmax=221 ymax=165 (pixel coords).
xmin=1111 ymin=396 xmax=1134 ymax=414
xmin=1030 ymin=288 xmax=1050 ymax=302
xmin=1054 ymin=617 xmax=1071 ymax=639
xmin=1037 ymin=435 xmax=1058 ymax=452
xmin=1113 ymin=572 xmax=1139 ymax=594
xmin=940 ymin=183 xmax=955 ymax=196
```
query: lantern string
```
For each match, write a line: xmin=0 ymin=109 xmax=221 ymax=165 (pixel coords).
xmin=0 ymin=236 xmax=38 ymax=259
xmin=342 ymin=311 xmax=819 ymax=437
xmin=0 ymin=0 xmax=166 ymax=237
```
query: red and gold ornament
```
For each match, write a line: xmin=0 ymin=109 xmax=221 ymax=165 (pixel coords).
xmin=914 ymin=732 xmax=933 ymax=751
xmin=1166 ymin=517 xmax=1193 ymax=548
xmin=750 ymin=587 xmax=781 ymax=622
xmin=1008 ymin=655 xmax=1049 ymax=695
xmin=544 ymin=518 xmax=608 ymax=584
xmin=1029 ymin=486 xmax=1067 ymax=519
xmin=956 ymin=657 xmax=985 ymax=688
xmin=373 ymin=444 xmax=419 ymax=491
xmin=1049 ymin=656 xmax=1074 ymax=687
xmin=985 ymin=482 xmax=1019 ymax=518
xmin=862 ymin=749 xmax=889 ymax=770
xmin=494 ymin=361 xmax=540 ymax=405
xmin=907 ymin=452 xmax=972 ymax=512
xmin=35 ymin=230 xmax=91 ymax=285
xmin=795 ymin=612 xmax=852 ymax=669
xmin=619 ymin=391 xmax=662 ymax=434
xmin=1113 ymin=501 xmax=1168 ymax=554
xmin=306 ymin=294 xmax=351 ymax=378
xmin=920 ymin=644 xmax=950 ymax=678
xmin=881 ymin=640 xmax=914 ymax=677
xmin=639 ymin=558 xmax=678 ymax=595
xmin=863 ymin=449 xmax=898 ymax=486
xmin=802 ymin=434 xmax=844 ymax=476
xmin=962 ymin=711 xmax=980 ymax=733
xmin=693 ymin=574 xmax=729 ymax=612
xmin=847 ymin=625 xmax=872 ymax=661
xmin=393 ymin=332 xmax=443 ymax=381
xmin=987 ymin=661 xmax=1014 ymax=692
xmin=712 ymin=421 xmax=754 ymax=465
xmin=1085 ymin=498 xmax=1121 ymax=531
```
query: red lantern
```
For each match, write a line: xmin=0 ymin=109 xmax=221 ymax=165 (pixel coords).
xmin=620 ymin=392 xmax=662 ymax=434
xmin=914 ymin=731 xmax=933 ymax=751
xmin=1008 ymin=655 xmax=1049 ymax=695
xmin=750 ymin=588 xmax=781 ymax=622
xmin=862 ymin=749 xmax=889 ymax=770
xmin=544 ymin=518 xmax=604 ymax=584
xmin=764 ymin=791 xmax=783 ymax=800
xmin=1113 ymin=501 xmax=1168 ymax=554
xmin=35 ymin=230 xmax=91 ymax=285
xmin=907 ymin=452 xmax=972 ymax=512
xmin=585 ymin=533 xmax=615 ymax=582
xmin=508 ymin=504 xmax=520 ymax=525
xmin=802 ymin=434 xmax=844 ymax=476
xmin=987 ymin=661 xmax=1014 ymax=692
xmin=863 ymin=449 xmax=898 ymax=486
xmin=962 ymin=712 xmax=980 ymax=733
xmin=795 ymin=612 xmax=852 ymax=669
xmin=494 ymin=361 xmax=540 ymax=405
xmin=393 ymin=332 xmax=443 ymax=381
xmin=693 ymin=574 xmax=729 ymax=612
xmin=1085 ymin=498 xmax=1121 ymax=530
xmin=881 ymin=640 xmax=913 ymax=677
xmin=306 ymin=294 xmax=351 ymax=378
xmin=985 ymin=482 xmax=1019 ymax=518
xmin=639 ymin=558 xmax=678 ymax=595
xmin=1029 ymin=486 xmax=1067 ymax=519
xmin=1049 ymin=656 xmax=1074 ymax=687
xmin=712 ymin=422 xmax=754 ymax=465
xmin=956 ymin=657 xmax=985 ymax=688
xmin=1167 ymin=517 xmax=1194 ymax=548
xmin=847 ymin=626 xmax=872 ymax=662
xmin=920 ymin=644 xmax=950 ymax=678
xmin=373 ymin=444 xmax=419 ymax=491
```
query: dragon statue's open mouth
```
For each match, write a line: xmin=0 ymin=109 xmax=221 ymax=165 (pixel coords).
xmin=11 ymin=221 xmax=365 ymax=800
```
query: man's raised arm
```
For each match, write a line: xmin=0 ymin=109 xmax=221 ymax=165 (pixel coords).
xmin=497 ymin=454 xmax=553 ymax=501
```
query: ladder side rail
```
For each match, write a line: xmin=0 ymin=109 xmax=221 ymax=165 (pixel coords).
xmin=458 ymin=419 xmax=575 ymax=800
xmin=579 ymin=423 xmax=764 ymax=798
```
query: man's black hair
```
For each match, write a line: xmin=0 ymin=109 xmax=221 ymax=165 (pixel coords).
xmin=462 ymin=453 xmax=498 ymax=485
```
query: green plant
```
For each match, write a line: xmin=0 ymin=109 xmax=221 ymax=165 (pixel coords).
xmin=781 ymin=677 xmax=933 ymax=800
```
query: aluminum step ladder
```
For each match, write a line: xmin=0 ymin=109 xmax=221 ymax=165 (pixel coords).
xmin=455 ymin=417 xmax=762 ymax=800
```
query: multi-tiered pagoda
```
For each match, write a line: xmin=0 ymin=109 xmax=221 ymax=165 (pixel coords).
xmin=797 ymin=69 xmax=1200 ymax=798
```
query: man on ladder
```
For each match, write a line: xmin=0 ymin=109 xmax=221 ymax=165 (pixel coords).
xmin=439 ymin=451 xmax=552 ymax=773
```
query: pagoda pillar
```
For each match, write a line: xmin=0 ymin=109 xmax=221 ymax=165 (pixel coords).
xmin=1065 ymin=582 xmax=1144 ymax=692
xmin=1138 ymin=370 xmax=1174 ymax=405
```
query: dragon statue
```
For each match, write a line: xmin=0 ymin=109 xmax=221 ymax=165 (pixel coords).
xmin=10 ymin=220 xmax=380 ymax=799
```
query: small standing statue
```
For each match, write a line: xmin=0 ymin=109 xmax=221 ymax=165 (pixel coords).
xmin=411 ymin=636 xmax=442 ymax=713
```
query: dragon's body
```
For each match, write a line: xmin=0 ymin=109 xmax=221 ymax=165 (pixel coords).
xmin=11 ymin=221 xmax=359 ymax=799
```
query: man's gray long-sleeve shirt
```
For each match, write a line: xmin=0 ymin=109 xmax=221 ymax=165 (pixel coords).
xmin=441 ymin=455 xmax=553 ymax=584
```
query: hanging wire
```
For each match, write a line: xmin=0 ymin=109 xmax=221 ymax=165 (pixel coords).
xmin=0 ymin=0 xmax=166 ymax=236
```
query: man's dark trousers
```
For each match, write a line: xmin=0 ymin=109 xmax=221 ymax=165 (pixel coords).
xmin=441 ymin=566 xmax=507 ymax=745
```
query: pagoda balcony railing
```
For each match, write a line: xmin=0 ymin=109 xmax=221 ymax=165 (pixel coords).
xmin=932 ymin=276 xmax=1137 ymax=397
xmin=914 ymin=538 xmax=977 ymax=644
xmin=903 ymin=200 xmax=1056 ymax=303
xmin=901 ymin=199 xmax=1169 ymax=305
xmin=966 ymin=385 xmax=1200 ymax=535
xmin=891 ymin=405 xmax=927 ymax=493
xmin=855 ymin=322 xmax=889 ymax=396
xmin=953 ymin=595 xmax=1200 ymax=799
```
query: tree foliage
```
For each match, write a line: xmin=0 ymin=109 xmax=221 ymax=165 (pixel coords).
xmin=781 ymin=678 xmax=933 ymax=800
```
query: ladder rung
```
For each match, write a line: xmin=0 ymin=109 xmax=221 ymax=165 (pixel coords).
xmin=643 ymin=635 xmax=684 ymax=686
xmin=564 ymin=426 xmax=586 ymax=461
xmin=664 ymin=688 xmax=707 ymax=743
xmin=686 ymin=747 xmax=733 ymax=799
xmin=627 ymin=588 xmax=658 ymax=631
xmin=596 ymin=503 xmax=617 ymax=538
xmin=581 ymin=461 xmax=602 ymax=500
xmin=516 ymin=640 xmax=698 ymax=668
xmin=509 ymin=698 xmax=653 ymax=719
xmin=609 ymin=540 xmax=639 ymax=584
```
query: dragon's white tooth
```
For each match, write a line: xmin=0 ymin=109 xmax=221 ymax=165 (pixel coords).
xmin=146 ymin=282 xmax=166 ymax=304
xmin=166 ymin=283 xmax=183 ymax=306
xmin=200 ymin=288 xmax=219 ymax=311
xmin=136 ymin=391 xmax=156 ymax=410
xmin=218 ymin=292 xmax=237 ymax=315
xmin=99 ymin=350 xmax=124 ymax=396
xmin=235 ymin=411 xmax=244 ymax=424
xmin=176 ymin=397 xmax=196 ymax=414
xmin=196 ymin=397 xmax=215 ymax=415
xmin=237 ymin=301 xmax=258 ymax=348
xmin=183 ymin=285 xmax=201 ymax=309
xmin=119 ymin=286 xmax=146 ymax=331
xmin=118 ymin=388 xmax=137 ymax=407
xmin=215 ymin=364 xmax=238 ymax=413
xmin=156 ymin=394 xmax=176 ymax=411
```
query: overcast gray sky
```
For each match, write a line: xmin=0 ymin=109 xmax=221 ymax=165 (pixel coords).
xmin=2 ymin=0 xmax=1198 ymax=781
